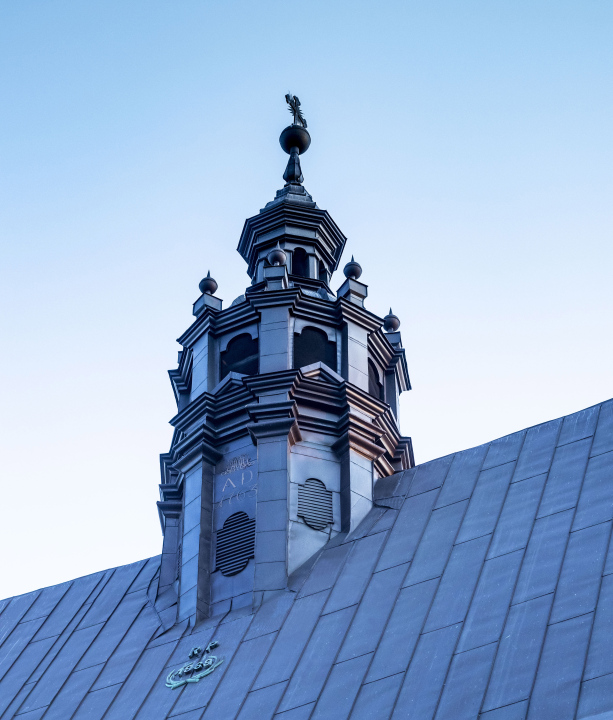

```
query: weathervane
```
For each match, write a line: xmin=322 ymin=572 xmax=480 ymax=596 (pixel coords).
xmin=280 ymin=93 xmax=311 ymax=185
xmin=285 ymin=93 xmax=307 ymax=128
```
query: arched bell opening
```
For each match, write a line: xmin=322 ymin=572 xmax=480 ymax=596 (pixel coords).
xmin=368 ymin=359 xmax=384 ymax=401
xmin=292 ymin=247 xmax=309 ymax=278
xmin=220 ymin=333 xmax=259 ymax=380
xmin=294 ymin=326 xmax=337 ymax=371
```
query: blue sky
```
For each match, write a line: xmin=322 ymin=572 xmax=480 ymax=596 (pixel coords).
xmin=1 ymin=0 xmax=611 ymax=596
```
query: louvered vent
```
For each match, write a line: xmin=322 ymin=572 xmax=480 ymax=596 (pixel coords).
xmin=297 ymin=478 xmax=333 ymax=531
xmin=215 ymin=511 xmax=255 ymax=577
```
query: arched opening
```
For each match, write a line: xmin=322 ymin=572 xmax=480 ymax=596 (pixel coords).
xmin=220 ymin=333 xmax=258 ymax=380
xmin=368 ymin=359 xmax=384 ymax=401
xmin=292 ymin=247 xmax=309 ymax=278
xmin=294 ymin=326 xmax=337 ymax=370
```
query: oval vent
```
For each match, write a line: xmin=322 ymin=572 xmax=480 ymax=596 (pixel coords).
xmin=297 ymin=478 xmax=333 ymax=531
xmin=215 ymin=511 xmax=255 ymax=577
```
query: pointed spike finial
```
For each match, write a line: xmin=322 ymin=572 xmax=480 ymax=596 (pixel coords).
xmin=267 ymin=242 xmax=287 ymax=267
xmin=383 ymin=309 xmax=400 ymax=333
xmin=199 ymin=271 xmax=218 ymax=295
xmin=343 ymin=257 xmax=362 ymax=280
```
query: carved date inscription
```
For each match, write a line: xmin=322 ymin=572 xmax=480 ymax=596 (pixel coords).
xmin=166 ymin=641 xmax=224 ymax=689
xmin=216 ymin=454 xmax=257 ymax=510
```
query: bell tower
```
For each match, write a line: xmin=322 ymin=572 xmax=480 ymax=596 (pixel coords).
xmin=156 ymin=95 xmax=413 ymax=625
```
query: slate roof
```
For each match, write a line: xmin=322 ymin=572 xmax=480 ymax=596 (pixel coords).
xmin=1 ymin=399 xmax=613 ymax=720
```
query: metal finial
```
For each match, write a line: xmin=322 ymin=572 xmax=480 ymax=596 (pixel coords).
xmin=280 ymin=93 xmax=311 ymax=186
xmin=267 ymin=242 xmax=287 ymax=267
xmin=383 ymin=308 xmax=400 ymax=332
xmin=285 ymin=93 xmax=307 ymax=128
xmin=199 ymin=271 xmax=218 ymax=295
xmin=343 ymin=256 xmax=362 ymax=280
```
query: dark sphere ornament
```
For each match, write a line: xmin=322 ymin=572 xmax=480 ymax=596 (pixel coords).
xmin=199 ymin=271 xmax=218 ymax=295
xmin=267 ymin=243 xmax=287 ymax=267
xmin=279 ymin=125 xmax=311 ymax=155
xmin=383 ymin=309 xmax=401 ymax=332
xmin=343 ymin=256 xmax=363 ymax=280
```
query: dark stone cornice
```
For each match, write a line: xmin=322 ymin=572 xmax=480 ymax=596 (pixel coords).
xmin=159 ymin=451 xmax=175 ymax=485
xmin=369 ymin=329 xmax=411 ymax=392
xmin=171 ymin=424 xmax=222 ymax=472
xmin=210 ymin=304 xmax=260 ymax=337
xmin=393 ymin=346 xmax=411 ymax=393
xmin=168 ymin=348 xmax=193 ymax=404
xmin=242 ymin=370 xmax=299 ymax=396
xmin=292 ymin=294 xmax=340 ymax=328
xmin=332 ymin=421 xmax=386 ymax=462
xmin=169 ymin=390 xmax=213 ymax=431
xmin=369 ymin=329 xmax=395 ymax=367
xmin=246 ymin=288 xmax=300 ymax=312
xmin=335 ymin=297 xmax=382 ymax=333
xmin=176 ymin=310 xmax=214 ymax=348
xmin=238 ymin=202 xmax=347 ymax=279
xmin=247 ymin=399 xmax=302 ymax=445
xmin=177 ymin=304 xmax=260 ymax=349
xmin=157 ymin=498 xmax=182 ymax=520
xmin=166 ymin=361 xmax=411 ymax=476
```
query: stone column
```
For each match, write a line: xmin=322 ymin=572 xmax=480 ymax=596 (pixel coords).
xmin=157 ymin=500 xmax=182 ymax=595
xmin=334 ymin=415 xmax=385 ymax=533
xmin=172 ymin=426 xmax=221 ymax=623
xmin=248 ymin=408 xmax=301 ymax=603
xmin=258 ymin=305 xmax=292 ymax=374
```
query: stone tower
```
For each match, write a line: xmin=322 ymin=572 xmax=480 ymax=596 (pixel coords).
xmin=156 ymin=98 xmax=413 ymax=624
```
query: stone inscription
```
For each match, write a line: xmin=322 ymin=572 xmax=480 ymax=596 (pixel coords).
xmin=220 ymin=454 xmax=254 ymax=475
xmin=166 ymin=642 xmax=224 ymax=689
xmin=215 ymin=454 xmax=257 ymax=510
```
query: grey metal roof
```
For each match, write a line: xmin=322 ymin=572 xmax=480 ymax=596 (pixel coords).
xmin=1 ymin=399 xmax=612 ymax=720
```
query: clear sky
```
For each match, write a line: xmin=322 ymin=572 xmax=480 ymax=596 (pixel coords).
xmin=1 ymin=0 xmax=611 ymax=598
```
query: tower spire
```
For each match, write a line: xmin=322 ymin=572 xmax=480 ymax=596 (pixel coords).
xmin=157 ymin=98 xmax=412 ymax=625
xmin=280 ymin=93 xmax=311 ymax=185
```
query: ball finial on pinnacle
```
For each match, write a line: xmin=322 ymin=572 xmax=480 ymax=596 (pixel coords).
xmin=199 ymin=271 xmax=218 ymax=295
xmin=280 ymin=93 xmax=311 ymax=185
xmin=343 ymin=256 xmax=363 ymax=280
xmin=267 ymin=243 xmax=287 ymax=267
xmin=383 ymin=308 xmax=401 ymax=332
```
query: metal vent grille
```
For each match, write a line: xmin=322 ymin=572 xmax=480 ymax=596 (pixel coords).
xmin=215 ymin=511 xmax=255 ymax=577
xmin=297 ymin=478 xmax=333 ymax=531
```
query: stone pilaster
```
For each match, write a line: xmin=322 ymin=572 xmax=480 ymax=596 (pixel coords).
xmin=171 ymin=426 xmax=221 ymax=623
xmin=248 ymin=403 xmax=301 ymax=598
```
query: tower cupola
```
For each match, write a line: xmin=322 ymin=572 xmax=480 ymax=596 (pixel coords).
xmin=238 ymin=94 xmax=346 ymax=292
xmin=156 ymin=96 xmax=413 ymax=626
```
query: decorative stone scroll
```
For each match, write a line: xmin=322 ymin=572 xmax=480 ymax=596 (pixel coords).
xmin=220 ymin=454 xmax=254 ymax=476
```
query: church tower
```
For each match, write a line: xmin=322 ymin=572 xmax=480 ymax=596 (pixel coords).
xmin=156 ymin=96 xmax=413 ymax=625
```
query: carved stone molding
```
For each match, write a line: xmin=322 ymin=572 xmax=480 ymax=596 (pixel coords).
xmin=171 ymin=425 xmax=222 ymax=473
